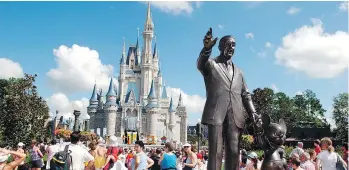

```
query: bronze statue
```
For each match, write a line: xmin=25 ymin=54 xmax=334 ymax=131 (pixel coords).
xmin=257 ymin=113 xmax=287 ymax=170
xmin=197 ymin=28 xmax=263 ymax=170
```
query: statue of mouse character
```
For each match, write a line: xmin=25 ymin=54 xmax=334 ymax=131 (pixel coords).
xmin=255 ymin=113 xmax=288 ymax=170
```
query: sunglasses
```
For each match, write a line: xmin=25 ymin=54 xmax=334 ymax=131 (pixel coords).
xmin=184 ymin=146 xmax=190 ymax=148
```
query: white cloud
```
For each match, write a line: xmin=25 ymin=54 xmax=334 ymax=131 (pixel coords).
xmin=45 ymin=93 xmax=90 ymax=120
xmin=339 ymin=1 xmax=348 ymax=11
xmin=271 ymin=84 xmax=279 ymax=92
xmin=0 ymin=58 xmax=24 ymax=79
xmin=295 ymin=91 xmax=303 ymax=95
xmin=218 ymin=24 xmax=224 ymax=29
xmin=275 ymin=18 xmax=349 ymax=79
xmin=166 ymin=87 xmax=206 ymax=114
xmin=46 ymin=44 xmax=118 ymax=94
xmin=257 ymin=51 xmax=266 ymax=58
xmin=287 ymin=6 xmax=301 ymax=15
xmin=245 ymin=33 xmax=254 ymax=39
xmin=325 ymin=107 xmax=337 ymax=129
xmin=265 ymin=42 xmax=273 ymax=48
xmin=149 ymin=1 xmax=195 ymax=15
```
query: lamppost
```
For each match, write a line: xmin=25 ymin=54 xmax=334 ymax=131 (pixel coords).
xmin=73 ymin=110 xmax=81 ymax=131
xmin=196 ymin=119 xmax=202 ymax=152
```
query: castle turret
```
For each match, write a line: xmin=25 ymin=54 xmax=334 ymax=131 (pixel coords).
xmin=141 ymin=2 xmax=154 ymax=102
xmin=105 ymin=78 xmax=118 ymax=136
xmin=176 ymin=92 xmax=188 ymax=143
xmin=146 ymin=80 xmax=158 ymax=137
xmin=87 ymin=83 xmax=98 ymax=130
xmin=119 ymin=38 xmax=127 ymax=101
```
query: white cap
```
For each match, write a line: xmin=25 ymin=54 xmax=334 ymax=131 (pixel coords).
xmin=248 ymin=152 xmax=258 ymax=159
xmin=183 ymin=143 xmax=191 ymax=147
xmin=18 ymin=142 xmax=25 ymax=147
xmin=109 ymin=136 xmax=118 ymax=147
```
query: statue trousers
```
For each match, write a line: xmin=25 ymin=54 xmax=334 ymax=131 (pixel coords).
xmin=207 ymin=104 xmax=242 ymax=170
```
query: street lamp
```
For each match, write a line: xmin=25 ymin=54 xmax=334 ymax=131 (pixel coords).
xmin=196 ymin=119 xmax=202 ymax=152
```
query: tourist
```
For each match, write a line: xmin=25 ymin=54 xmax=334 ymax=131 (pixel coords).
xmin=240 ymin=156 xmax=248 ymax=170
xmin=14 ymin=142 xmax=25 ymax=170
xmin=292 ymin=158 xmax=304 ymax=170
xmin=45 ymin=140 xmax=59 ymax=170
xmin=288 ymin=153 xmax=300 ymax=170
xmin=0 ymin=148 xmax=27 ymax=170
xmin=131 ymin=140 xmax=154 ymax=170
xmin=113 ymin=150 xmax=127 ymax=170
xmin=300 ymin=152 xmax=315 ymax=170
xmin=290 ymin=142 xmax=305 ymax=158
xmin=313 ymin=140 xmax=321 ymax=155
xmin=182 ymin=143 xmax=197 ymax=170
xmin=342 ymin=143 xmax=348 ymax=166
xmin=29 ymin=140 xmax=43 ymax=170
xmin=175 ymin=151 xmax=182 ymax=170
xmin=88 ymin=141 xmax=104 ymax=170
xmin=315 ymin=137 xmax=347 ymax=170
xmin=103 ymin=136 xmax=119 ymax=170
xmin=159 ymin=142 xmax=176 ymax=170
xmin=246 ymin=152 xmax=261 ymax=170
xmin=149 ymin=148 xmax=161 ymax=170
xmin=65 ymin=131 xmax=94 ymax=170
xmin=308 ymin=150 xmax=317 ymax=164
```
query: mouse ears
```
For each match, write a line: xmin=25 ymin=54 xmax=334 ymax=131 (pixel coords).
xmin=261 ymin=113 xmax=271 ymax=129
xmin=278 ymin=119 xmax=287 ymax=133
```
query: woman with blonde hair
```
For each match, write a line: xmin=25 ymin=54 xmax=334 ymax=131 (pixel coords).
xmin=316 ymin=137 xmax=347 ymax=170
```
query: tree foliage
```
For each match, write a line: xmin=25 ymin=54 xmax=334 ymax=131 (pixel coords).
xmin=251 ymin=88 xmax=329 ymax=136
xmin=0 ymin=74 xmax=50 ymax=147
xmin=332 ymin=93 xmax=348 ymax=142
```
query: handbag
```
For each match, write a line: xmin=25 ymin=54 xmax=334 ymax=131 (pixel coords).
xmin=336 ymin=153 xmax=347 ymax=170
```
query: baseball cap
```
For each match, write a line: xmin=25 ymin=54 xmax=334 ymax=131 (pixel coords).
xmin=248 ymin=152 xmax=258 ymax=159
xmin=183 ymin=143 xmax=191 ymax=147
xmin=18 ymin=142 xmax=25 ymax=147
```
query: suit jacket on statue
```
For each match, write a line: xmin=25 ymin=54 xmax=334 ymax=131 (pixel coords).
xmin=197 ymin=48 xmax=251 ymax=128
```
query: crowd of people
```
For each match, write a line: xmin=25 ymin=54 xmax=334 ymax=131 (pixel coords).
xmin=0 ymin=132 xmax=348 ymax=170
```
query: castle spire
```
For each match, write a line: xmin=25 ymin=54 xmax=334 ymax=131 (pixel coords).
xmin=161 ymin=84 xmax=167 ymax=99
xmin=144 ymin=1 xmax=154 ymax=31
xmin=120 ymin=37 xmax=126 ymax=64
xmin=148 ymin=80 xmax=156 ymax=99
xmin=178 ymin=92 xmax=184 ymax=107
xmin=89 ymin=83 xmax=98 ymax=103
xmin=106 ymin=78 xmax=117 ymax=97
xmin=169 ymin=96 xmax=176 ymax=112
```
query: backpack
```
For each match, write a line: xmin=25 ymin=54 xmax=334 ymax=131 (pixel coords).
xmin=50 ymin=145 xmax=72 ymax=170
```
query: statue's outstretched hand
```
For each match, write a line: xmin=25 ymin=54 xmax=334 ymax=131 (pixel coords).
xmin=203 ymin=27 xmax=218 ymax=51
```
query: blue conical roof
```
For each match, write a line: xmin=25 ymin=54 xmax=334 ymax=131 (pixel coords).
xmin=161 ymin=85 xmax=167 ymax=98
xmin=106 ymin=78 xmax=117 ymax=97
xmin=90 ymin=84 xmax=98 ymax=102
xmin=169 ymin=96 xmax=176 ymax=112
xmin=148 ymin=80 xmax=156 ymax=99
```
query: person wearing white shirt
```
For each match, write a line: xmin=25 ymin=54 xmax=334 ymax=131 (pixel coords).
xmin=290 ymin=142 xmax=305 ymax=158
xmin=61 ymin=131 xmax=94 ymax=170
xmin=45 ymin=140 xmax=60 ymax=169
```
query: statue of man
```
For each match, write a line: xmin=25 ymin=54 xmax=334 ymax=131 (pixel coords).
xmin=197 ymin=28 xmax=263 ymax=170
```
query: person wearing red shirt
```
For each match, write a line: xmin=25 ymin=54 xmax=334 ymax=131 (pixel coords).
xmin=103 ymin=136 xmax=119 ymax=170
xmin=314 ymin=139 xmax=321 ymax=155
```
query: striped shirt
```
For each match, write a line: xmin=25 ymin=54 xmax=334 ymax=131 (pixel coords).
xmin=301 ymin=160 xmax=315 ymax=170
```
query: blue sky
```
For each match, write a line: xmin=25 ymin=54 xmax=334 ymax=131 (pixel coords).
xmin=0 ymin=1 xmax=348 ymax=126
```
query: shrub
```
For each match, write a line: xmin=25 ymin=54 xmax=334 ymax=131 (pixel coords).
xmin=241 ymin=135 xmax=254 ymax=150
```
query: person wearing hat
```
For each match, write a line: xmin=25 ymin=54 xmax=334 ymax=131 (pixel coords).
xmin=14 ymin=143 xmax=25 ymax=170
xmin=0 ymin=148 xmax=26 ymax=170
xmin=246 ymin=152 xmax=261 ymax=170
xmin=182 ymin=143 xmax=197 ymax=170
xmin=102 ymin=136 xmax=119 ymax=170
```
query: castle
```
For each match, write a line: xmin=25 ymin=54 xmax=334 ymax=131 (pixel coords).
xmin=87 ymin=3 xmax=188 ymax=144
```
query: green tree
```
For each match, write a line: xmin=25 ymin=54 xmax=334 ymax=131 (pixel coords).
xmin=293 ymin=90 xmax=328 ymax=128
xmin=332 ymin=93 xmax=348 ymax=142
xmin=0 ymin=74 xmax=50 ymax=147
xmin=252 ymin=88 xmax=275 ymax=116
xmin=272 ymin=92 xmax=298 ymax=135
